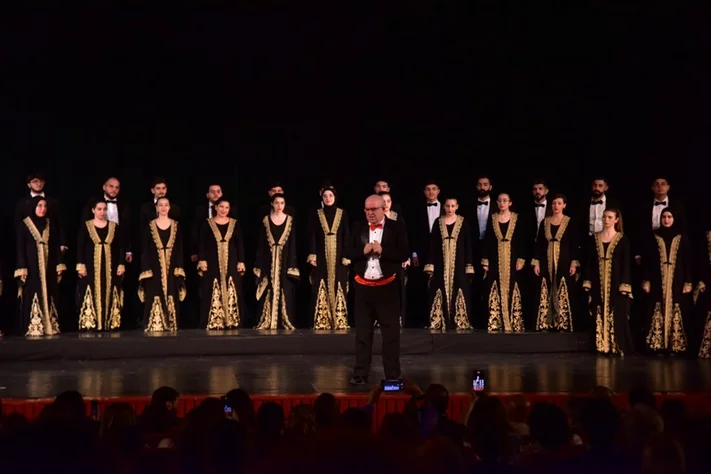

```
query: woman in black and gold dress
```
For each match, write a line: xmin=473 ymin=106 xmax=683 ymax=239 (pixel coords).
xmin=307 ymin=187 xmax=350 ymax=329
xmin=139 ymin=197 xmax=186 ymax=332
xmin=641 ymin=208 xmax=693 ymax=355
xmin=15 ymin=196 xmax=66 ymax=336
xmin=381 ymin=190 xmax=409 ymax=327
xmin=582 ymin=208 xmax=634 ymax=356
xmin=696 ymin=222 xmax=711 ymax=358
xmin=76 ymin=200 xmax=126 ymax=331
xmin=423 ymin=198 xmax=474 ymax=330
xmin=254 ymin=193 xmax=299 ymax=330
xmin=481 ymin=193 xmax=525 ymax=333
xmin=198 ymin=197 xmax=245 ymax=329
xmin=531 ymin=194 xmax=579 ymax=331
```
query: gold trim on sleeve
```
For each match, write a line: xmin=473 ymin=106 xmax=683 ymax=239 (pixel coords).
xmin=341 ymin=258 xmax=351 ymax=266
xmin=619 ymin=283 xmax=632 ymax=293
xmin=287 ymin=267 xmax=300 ymax=278
xmin=423 ymin=264 xmax=434 ymax=273
xmin=582 ymin=280 xmax=591 ymax=290
xmin=14 ymin=268 xmax=28 ymax=278
xmin=530 ymin=259 xmax=540 ymax=267
xmin=139 ymin=270 xmax=153 ymax=281
xmin=465 ymin=264 xmax=475 ymax=274
xmin=174 ymin=267 xmax=186 ymax=278
xmin=76 ymin=264 xmax=87 ymax=273
xmin=57 ymin=264 xmax=67 ymax=273
xmin=481 ymin=259 xmax=489 ymax=266
xmin=307 ymin=254 xmax=317 ymax=264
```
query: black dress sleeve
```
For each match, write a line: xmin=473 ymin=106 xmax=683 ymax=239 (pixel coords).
xmin=618 ymin=235 xmax=632 ymax=294
xmin=140 ymin=225 xmax=153 ymax=280
xmin=234 ymin=221 xmax=245 ymax=265
xmin=681 ymin=234 xmax=693 ymax=288
xmin=286 ymin=220 xmax=299 ymax=280
xmin=568 ymin=217 xmax=581 ymax=267
xmin=307 ymin=210 xmax=318 ymax=263
xmin=197 ymin=220 xmax=210 ymax=265
xmin=76 ymin=222 xmax=88 ymax=272
xmin=461 ymin=219 xmax=474 ymax=274
xmin=15 ymin=222 xmax=28 ymax=277
xmin=254 ymin=220 xmax=267 ymax=279
xmin=515 ymin=216 xmax=526 ymax=267
xmin=173 ymin=223 xmax=185 ymax=278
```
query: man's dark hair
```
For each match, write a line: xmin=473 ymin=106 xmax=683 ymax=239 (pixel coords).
xmin=151 ymin=177 xmax=167 ymax=188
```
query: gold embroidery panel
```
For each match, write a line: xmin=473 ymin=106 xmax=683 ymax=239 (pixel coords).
xmin=439 ymin=216 xmax=463 ymax=318
xmin=23 ymin=217 xmax=55 ymax=335
xmin=207 ymin=218 xmax=239 ymax=328
xmin=594 ymin=233 xmax=622 ymax=353
xmin=491 ymin=212 xmax=518 ymax=332
xmin=262 ymin=215 xmax=293 ymax=329
xmin=317 ymin=208 xmax=343 ymax=324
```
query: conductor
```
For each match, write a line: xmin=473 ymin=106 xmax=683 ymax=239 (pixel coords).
xmin=347 ymin=194 xmax=409 ymax=385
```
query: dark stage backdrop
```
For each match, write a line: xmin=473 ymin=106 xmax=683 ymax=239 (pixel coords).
xmin=0 ymin=5 xmax=708 ymax=331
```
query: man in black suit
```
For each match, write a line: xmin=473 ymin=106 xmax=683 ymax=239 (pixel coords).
xmin=374 ymin=179 xmax=404 ymax=217
xmin=469 ymin=175 xmax=496 ymax=327
xmin=523 ymin=179 xmax=552 ymax=328
xmin=408 ymin=180 xmax=444 ymax=327
xmin=347 ymin=194 xmax=409 ymax=385
xmin=16 ymin=172 xmax=68 ymax=252
xmin=138 ymin=177 xmax=182 ymax=232
xmin=82 ymin=177 xmax=133 ymax=263
xmin=577 ymin=177 xmax=621 ymax=244
xmin=633 ymin=176 xmax=687 ymax=265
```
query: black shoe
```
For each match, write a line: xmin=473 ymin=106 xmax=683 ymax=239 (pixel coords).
xmin=349 ymin=375 xmax=368 ymax=385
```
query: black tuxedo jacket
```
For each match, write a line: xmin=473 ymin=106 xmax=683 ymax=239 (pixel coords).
xmin=15 ymin=194 xmax=67 ymax=248
xmin=524 ymin=201 xmax=553 ymax=259
xmin=81 ymin=197 xmax=132 ymax=252
xmin=346 ymin=218 xmax=409 ymax=279
xmin=410 ymin=202 xmax=444 ymax=261
xmin=139 ymin=200 xmax=182 ymax=233
xmin=632 ymin=198 xmax=688 ymax=258
xmin=189 ymin=203 xmax=235 ymax=255
xmin=468 ymin=199 xmax=496 ymax=261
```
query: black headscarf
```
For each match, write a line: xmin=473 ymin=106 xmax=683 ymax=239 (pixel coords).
xmin=654 ymin=207 xmax=679 ymax=242
xmin=25 ymin=196 xmax=48 ymax=231
xmin=321 ymin=187 xmax=337 ymax=217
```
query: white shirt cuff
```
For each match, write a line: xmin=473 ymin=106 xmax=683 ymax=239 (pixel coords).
xmin=412 ymin=252 xmax=418 ymax=258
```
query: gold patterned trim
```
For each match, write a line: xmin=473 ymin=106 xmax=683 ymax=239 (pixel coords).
xmin=423 ymin=264 xmax=434 ymax=274
xmin=465 ymin=264 xmax=475 ymax=274
xmin=206 ymin=218 xmax=239 ymax=327
xmin=197 ymin=261 xmax=207 ymax=270
xmin=516 ymin=258 xmax=525 ymax=267
xmin=287 ymin=267 xmax=300 ymax=277
xmin=317 ymin=208 xmax=343 ymax=327
xmin=14 ymin=268 xmax=28 ymax=278
xmin=683 ymin=283 xmax=692 ymax=293
xmin=22 ymin=217 xmax=56 ymax=335
xmin=179 ymin=286 xmax=187 ymax=302
xmin=593 ymin=232 xmax=623 ymax=354
xmin=174 ymin=267 xmax=186 ymax=278
xmin=139 ymin=270 xmax=153 ymax=281
xmin=137 ymin=285 xmax=145 ymax=303
xmin=307 ymin=254 xmax=317 ymax=263
xmin=582 ymin=280 xmax=591 ymax=290
xmin=491 ymin=212 xmax=520 ymax=332
xmin=438 ymin=216 xmax=464 ymax=319
xmin=530 ymin=259 xmax=540 ymax=267
xmin=481 ymin=258 xmax=489 ymax=266
xmin=117 ymin=264 xmax=125 ymax=275
xmin=342 ymin=258 xmax=351 ymax=266
xmin=428 ymin=288 xmax=444 ymax=330
xmin=76 ymin=264 xmax=87 ymax=272
xmin=695 ymin=281 xmax=706 ymax=304
xmin=256 ymin=215 xmax=295 ymax=329
xmin=57 ymin=264 xmax=67 ymax=272
xmin=571 ymin=260 xmax=581 ymax=267
xmin=253 ymin=268 xmax=261 ymax=278
xmin=619 ymin=283 xmax=632 ymax=293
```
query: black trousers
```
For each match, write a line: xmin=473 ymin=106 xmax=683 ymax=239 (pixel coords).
xmin=354 ymin=280 xmax=401 ymax=378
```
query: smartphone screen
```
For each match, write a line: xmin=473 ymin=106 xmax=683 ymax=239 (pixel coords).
xmin=381 ymin=379 xmax=404 ymax=392
xmin=472 ymin=370 xmax=486 ymax=392
xmin=222 ymin=396 xmax=232 ymax=414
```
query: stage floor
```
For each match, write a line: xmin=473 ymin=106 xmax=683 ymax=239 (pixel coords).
xmin=0 ymin=352 xmax=709 ymax=400
xmin=0 ymin=328 xmax=594 ymax=361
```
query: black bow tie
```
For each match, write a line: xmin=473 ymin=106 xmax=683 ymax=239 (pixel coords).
xmin=534 ymin=203 xmax=545 ymax=208
xmin=591 ymin=201 xmax=603 ymax=205
xmin=105 ymin=199 xmax=117 ymax=203
xmin=477 ymin=201 xmax=488 ymax=206
xmin=427 ymin=202 xmax=438 ymax=207
xmin=655 ymin=201 xmax=667 ymax=206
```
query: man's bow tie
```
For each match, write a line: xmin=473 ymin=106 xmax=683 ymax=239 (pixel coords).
xmin=477 ymin=201 xmax=488 ymax=206
xmin=370 ymin=223 xmax=383 ymax=231
xmin=105 ymin=199 xmax=117 ymax=203
xmin=534 ymin=203 xmax=545 ymax=208
xmin=427 ymin=202 xmax=438 ymax=207
xmin=655 ymin=201 xmax=667 ymax=206
xmin=591 ymin=200 xmax=603 ymax=205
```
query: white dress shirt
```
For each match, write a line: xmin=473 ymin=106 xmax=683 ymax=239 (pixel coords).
xmin=477 ymin=197 xmax=491 ymax=240
xmin=30 ymin=191 xmax=46 ymax=198
xmin=427 ymin=201 xmax=440 ymax=231
xmin=535 ymin=200 xmax=547 ymax=230
xmin=364 ymin=219 xmax=385 ymax=280
xmin=651 ymin=198 xmax=668 ymax=230
xmin=105 ymin=195 xmax=119 ymax=224
xmin=588 ymin=196 xmax=606 ymax=235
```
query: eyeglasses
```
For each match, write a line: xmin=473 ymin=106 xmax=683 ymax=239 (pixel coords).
xmin=364 ymin=207 xmax=382 ymax=212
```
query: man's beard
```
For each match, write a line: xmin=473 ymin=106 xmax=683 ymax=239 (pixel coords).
xmin=533 ymin=193 xmax=544 ymax=202
xmin=591 ymin=190 xmax=602 ymax=199
xmin=477 ymin=190 xmax=489 ymax=199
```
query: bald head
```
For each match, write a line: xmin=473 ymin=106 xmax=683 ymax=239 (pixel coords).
xmin=364 ymin=194 xmax=385 ymax=224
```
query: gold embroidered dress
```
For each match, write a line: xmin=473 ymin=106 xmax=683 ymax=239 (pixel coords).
xmin=254 ymin=215 xmax=299 ymax=329
xmin=582 ymin=232 xmax=635 ymax=355
xmin=423 ymin=215 xmax=474 ymax=330
xmin=481 ymin=212 xmax=526 ymax=332
xmin=139 ymin=220 xmax=186 ymax=332
xmin=531 ymin=216 xmax=579 ymax=331
xmin=76 ymin=221 xmax=125 ymax=331
xmin=15 ymin=213 xmax=66 ymax=336
xmin=307 ymin=206 xmax=350 ymax=329
xmin=694 ymin=229 xmax=711 ymax=358
xmin=198 ymin=218 xmax=245 ymax=329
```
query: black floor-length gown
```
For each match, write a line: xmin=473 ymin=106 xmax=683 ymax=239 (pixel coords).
xmin=76 ymin=221 xmax=125 ymax=331
xmin=531 ymin=216 xmax=579 ymax=331
xmin=695 ymin=227 xmax=711 ymax=358
xmin=481 ymin=213 xmax=526 ymax=332
xmin=424 ymin=215 xmax=474 ymax=330
xmin=582 ymin=232 xmax=635 ymax=355
xmin=139 ymin=220 xmax=186 ymax=332
xmin=254 ymin=215 xmax=299 ymax=330
xmin=198 ymin=218 xmax=245 ymax=329
xmin=307 ymin=206 xmax=350 ymax=329
xmin=15 ymin=216 xmax=65 ymax=336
